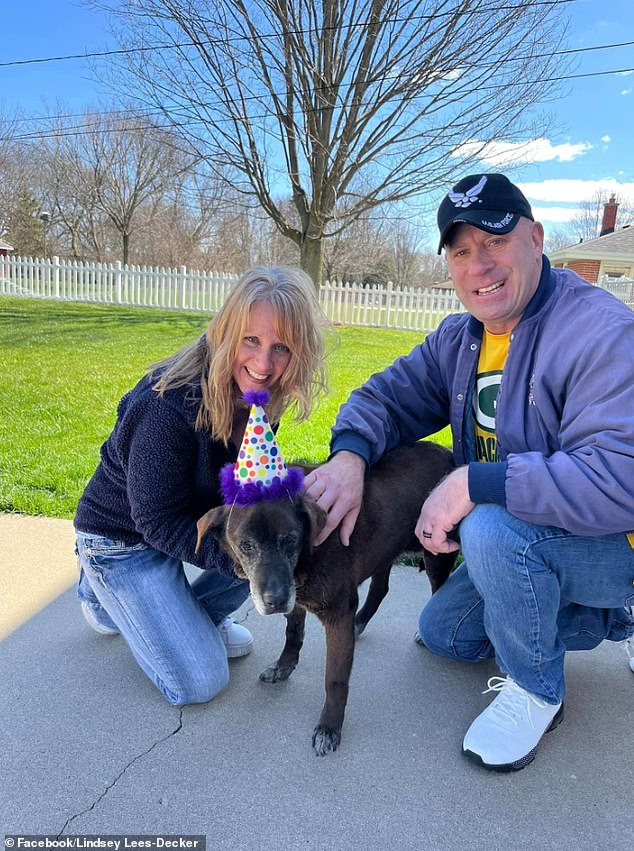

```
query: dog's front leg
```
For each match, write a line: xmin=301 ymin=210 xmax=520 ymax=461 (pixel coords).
xmin=259 ymin=605 xmax=306 ymax=683
xmin=312 ymin=603 xmax=356 ymax=756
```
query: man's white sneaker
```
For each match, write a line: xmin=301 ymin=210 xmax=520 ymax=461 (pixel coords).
xmin=81 ymin=601 xmax=120 ymax=636
xmin=217 ymin=616 xmax=254 ymax=658
xmin=462 ymin=676 xmax=563 ymax=772
xmin=626 ymin=607 xmax=634 ymax=672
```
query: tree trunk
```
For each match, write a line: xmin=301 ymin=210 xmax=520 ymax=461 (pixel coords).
xmin=300 ymin=236 xmax=324 ymax=292
xmin=123 ymin=231 xmax=130 ymax=266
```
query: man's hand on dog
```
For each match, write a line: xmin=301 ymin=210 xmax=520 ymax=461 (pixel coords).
xmin=416 ymin=465 xmax=474 ymax=554
xmin=303 ymin=451 xmax=366 ymax=546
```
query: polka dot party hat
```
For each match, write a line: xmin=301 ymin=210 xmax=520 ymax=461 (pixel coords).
xmin=220 ymin=390 xmax=304 ymax=506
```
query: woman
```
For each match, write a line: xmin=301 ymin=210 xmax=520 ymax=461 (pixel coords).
xmin=75 ymin=266 xmax=327 ymax=705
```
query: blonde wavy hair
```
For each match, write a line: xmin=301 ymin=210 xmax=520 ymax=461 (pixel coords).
xmin=150 ymin=266 xmax=328 ymax=444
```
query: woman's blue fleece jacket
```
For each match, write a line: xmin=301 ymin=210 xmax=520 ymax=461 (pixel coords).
xmin=75 ymin=375 xmax=237 ymax=574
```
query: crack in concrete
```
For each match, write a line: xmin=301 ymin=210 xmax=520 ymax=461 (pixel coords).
xmin=56 ymin=708 xmax=184 ymax=837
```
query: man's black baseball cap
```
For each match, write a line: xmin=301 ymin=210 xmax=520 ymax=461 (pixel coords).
xmin=437 ymin=173 xmax=534 ymax=254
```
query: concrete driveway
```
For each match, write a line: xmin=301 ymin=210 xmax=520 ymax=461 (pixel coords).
xmin=1 ymin=512 xmax=632 ymax=849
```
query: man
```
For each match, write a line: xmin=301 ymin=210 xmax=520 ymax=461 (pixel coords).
xmin=304 ymin=173 xmax=634 ymax=772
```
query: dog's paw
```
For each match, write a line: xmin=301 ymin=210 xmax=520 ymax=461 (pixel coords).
xmin=312 ymin=725 xmax=341 ymax=756
xmin=259 ymin=662 xmax=294 ymax=683
xmin=354 ymin=619 xmax=367 ymax=639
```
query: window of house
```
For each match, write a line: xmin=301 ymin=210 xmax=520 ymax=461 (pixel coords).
xmin=601 ymin=264 xmax=632 ymax=280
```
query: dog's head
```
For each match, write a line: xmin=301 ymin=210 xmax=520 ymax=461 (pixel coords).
xmin=196 ymin=495 xmax=326 ymax=615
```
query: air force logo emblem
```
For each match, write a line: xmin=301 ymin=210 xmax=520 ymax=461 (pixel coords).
xmin=448 ymin=175 xmax=487 ymax=209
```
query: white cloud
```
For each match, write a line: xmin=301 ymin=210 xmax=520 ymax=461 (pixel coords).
xmin=621 ymin=88 xmax=632 ymax=96
xmin=530 ymin=206 xmax=581 ymax=224
xmin=451 ymin=138 xmax=592 ymax=166
xmin=517 ymin=179 xmax=634 ymax=207
xmin=415 ymin=66 xmax=462 ymax=85
xmin=601 ymin=135 xmax=611 ymax=143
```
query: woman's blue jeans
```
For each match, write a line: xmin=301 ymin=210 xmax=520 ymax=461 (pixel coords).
xmin=418 ymin=505 xmax=634 ymax=704
xmin=76 ymin=532 xmax=250 ymax=705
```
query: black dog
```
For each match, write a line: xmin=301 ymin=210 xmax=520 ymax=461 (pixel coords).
xmin=196 ymin=442 xmax=457 ymax=755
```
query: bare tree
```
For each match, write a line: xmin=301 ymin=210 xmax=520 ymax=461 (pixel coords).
xmin=249 ymin=206 xmax=302 ymax=269
xmin=543 ymin=224 xmax=581 ymax=255
xmin=86 ymin=113 xmax=188 ymax=264
xmin=572 ymin=190 xmax=634 ymax=242
xmin=388 ymin=218 xmax=426 ymax=288
xmin=4 ymin=191 xmax=48 ymax=256
xmin=134 ymin=166 xmax=229 ymax=266
xmin=0 ymin=112 xmax=53 ymax=254
xmin=38 ymin=110 xmax=189 ymax=264
xmin=417 ymin=249 xmax=449 ymax=287
xmin=572 ymin=191 xmax=615 ymax=244
xmin=0 ymin=114 xmax=20 ymax=240
xmin=544 ymin=192 xmax=634 ymax=253
xmin=40 ymin=123 xmax=110 ymax=260
xmin=99 ymin=0 xmax=570 ymax=285
xmin=322 ymin=208 xmax=393 ymax=283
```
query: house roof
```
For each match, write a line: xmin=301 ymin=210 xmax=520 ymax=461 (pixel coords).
xmin=0 ymin=239 xmax=14 ymax=251
xmin=548 ymin=225 xmax=634 ymax=263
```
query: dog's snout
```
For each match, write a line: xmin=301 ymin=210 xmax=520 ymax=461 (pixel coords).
xmin=253 ymin=570 xmax=295 ymax=615
xmin=261 ymin=585 xmax=291 ymax=613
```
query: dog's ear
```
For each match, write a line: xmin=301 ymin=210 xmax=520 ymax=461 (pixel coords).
xmin=196 ymin=505 xmax=232 ymax=554
xmin=297 ymin=494 xmax=327 ymax=550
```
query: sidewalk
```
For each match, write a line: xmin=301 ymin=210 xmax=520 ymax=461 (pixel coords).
xmin=1 ymin=512 xmax=632 ymax=849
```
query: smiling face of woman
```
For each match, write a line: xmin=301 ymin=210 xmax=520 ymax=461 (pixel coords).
xmin=231 ymin=301 xmax=292 ymax=397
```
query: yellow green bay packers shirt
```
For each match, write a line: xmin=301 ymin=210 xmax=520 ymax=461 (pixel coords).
xmin=474 ymin=330 xmax=511 ymax=463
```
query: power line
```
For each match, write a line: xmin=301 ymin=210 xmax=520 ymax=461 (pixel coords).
xmin=5 ymin=61 xmax=634 ymax=145
xmin=0 ymin=0 xmax=579 ymax=69
xmin=1 ymin=23 xmax=631 ymax=129
xmin=4 ymin=30 xmax=632 ymax=132
xmin=0 ymin=0 xmax=634 ymax=133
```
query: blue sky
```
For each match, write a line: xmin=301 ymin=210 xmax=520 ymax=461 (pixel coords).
xmin=1 ymin=0 xmax=633 ymax=240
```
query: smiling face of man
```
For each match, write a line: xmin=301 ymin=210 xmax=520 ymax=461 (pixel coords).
xmin=444 ymin=217 xmax=545 ymax=334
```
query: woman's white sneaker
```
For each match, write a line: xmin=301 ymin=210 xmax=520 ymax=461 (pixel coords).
xmin=217 ymin=616 xmax=254 ymax=658
xmin=462 ymin=676 xmax=563 ymax=771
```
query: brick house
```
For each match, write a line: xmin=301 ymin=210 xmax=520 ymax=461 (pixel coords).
xmin=548 ymin=196 xmax=634 ymax=283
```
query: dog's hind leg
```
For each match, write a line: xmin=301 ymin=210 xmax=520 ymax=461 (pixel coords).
xmin=259 ymin=606 xmax=306 ymax=683
xmin=354 ymin=565 xmax=392 ymax=638
xmin=312 ymin=595 xmax=357 ymax=756
xmin=421 ymin=550 xmax=458 ymax=594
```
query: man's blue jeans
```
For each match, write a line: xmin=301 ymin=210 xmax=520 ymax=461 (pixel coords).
xmin=76 ymin=532 xmax=250 ymax=705
xmin=418 ymin=505 xmax=634 ymax=704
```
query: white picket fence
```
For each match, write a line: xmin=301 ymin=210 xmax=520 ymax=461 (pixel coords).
xmin=0 ymin=254 xmax=464 ymax=332
xmin=597 ymin=275 xmax=634 ymax=309
xmin=0 ymin=255 xmax=236 ymax=315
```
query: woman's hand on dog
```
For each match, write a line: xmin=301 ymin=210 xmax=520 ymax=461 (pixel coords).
xmin=303 ymin=451 xmax=366 ymax=546
xmin=416 ymin=465 xmax=474 ymax=555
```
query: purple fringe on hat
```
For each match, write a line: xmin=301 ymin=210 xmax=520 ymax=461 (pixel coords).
xmin=243 ymin=390 xmax=270 ymax=407
xmin=220 ymin=463 xmax=304 ymax=506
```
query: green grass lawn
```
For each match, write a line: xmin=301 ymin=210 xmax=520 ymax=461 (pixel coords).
xmin=0 ymin=296 xmax=450 ymax=518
